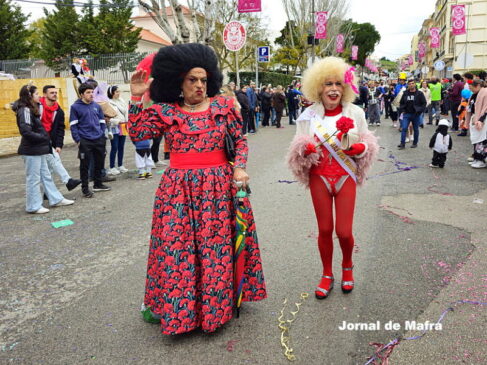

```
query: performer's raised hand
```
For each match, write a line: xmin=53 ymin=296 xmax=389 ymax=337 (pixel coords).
xmin=130 ymin=70 xmax=151 ymax=97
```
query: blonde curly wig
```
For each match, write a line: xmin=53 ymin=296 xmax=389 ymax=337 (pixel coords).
xmin=301 ymin=57 xmax=358 ymax=104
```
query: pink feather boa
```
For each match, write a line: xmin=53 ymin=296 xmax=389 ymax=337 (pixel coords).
xmin=356 ymin=130 xmax=379 ymax=186
xmin=286 ymin=135 xmax=323 ymax=187
xmin=287 ymin=131 xmax=379 ymax=188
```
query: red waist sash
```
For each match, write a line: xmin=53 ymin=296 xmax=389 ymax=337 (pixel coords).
xmin=170 ymin=150 xmax=228 ymax=169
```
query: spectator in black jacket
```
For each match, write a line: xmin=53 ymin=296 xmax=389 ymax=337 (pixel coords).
xmin=40 ymin=85 xmax=81 ymax=192
xmin=15 ymin=85 xmax=74 ymax=214
xmin=236 ymin=85 xmax=250 ymax=135
xmin=398 ymin=79 xmax=427 ymax=149
xmin=259 ymin=86 xmax=272 ymax=126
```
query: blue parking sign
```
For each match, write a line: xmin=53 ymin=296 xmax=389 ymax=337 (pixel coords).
xmin=258 ymin=46 xmax=270 ymax=62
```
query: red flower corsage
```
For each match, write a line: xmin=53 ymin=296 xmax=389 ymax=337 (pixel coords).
xmin=336 ymin=116 xmax=355 ymax=134
xmin=304 ymin=143 xmax=317 ymax=156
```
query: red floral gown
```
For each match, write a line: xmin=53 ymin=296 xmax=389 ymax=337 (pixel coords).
xmin=128 ymin=95 xmax=267 ymax=335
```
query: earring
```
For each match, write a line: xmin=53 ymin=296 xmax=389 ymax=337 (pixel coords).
xmin=179 ymin=91 xmax=184 ymax=98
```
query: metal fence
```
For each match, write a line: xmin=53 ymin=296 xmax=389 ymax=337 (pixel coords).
xmin=0 ymin=52 xmax=151 ymax=84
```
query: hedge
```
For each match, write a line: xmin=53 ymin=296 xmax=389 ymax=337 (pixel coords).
xmin=227 ymin=71 xmax=296 ymax=88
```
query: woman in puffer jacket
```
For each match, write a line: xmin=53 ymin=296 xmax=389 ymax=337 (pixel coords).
xmin=15 ymin=85 xmax=73 ymax=213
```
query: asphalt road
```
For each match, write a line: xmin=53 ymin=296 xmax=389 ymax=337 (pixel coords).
xmin=0 ymin=116 xmax=485 ymax=364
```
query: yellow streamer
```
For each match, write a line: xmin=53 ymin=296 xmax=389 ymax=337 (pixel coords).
xmin=277 ymin=293 xmax=309 ymax=361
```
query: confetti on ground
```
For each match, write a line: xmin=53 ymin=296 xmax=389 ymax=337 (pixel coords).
xmin=427 ymin=184 xmax=454 ymax=196
xmin=278 ymin=293 xmax=309 ymax=361
xmin=364 ymin=300 xmax=487 ymax=365
xmin=51 ymin=219 xmax=74 ymax=228
xmin=1 ymin=342 xmax=19 ymax=352
xmin=278 ymin=180 xmax=298 ymax=184
xmin=226 ymin=340 xmax=239 ymax=352
xmin=379 ymin=205 xmax=414 ymax=224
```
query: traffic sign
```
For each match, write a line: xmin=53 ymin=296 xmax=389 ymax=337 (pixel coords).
xmin=223 ymin=21 xmax=246 ymax=52
xmin=258 ymin=46 xmax=270 ymax=62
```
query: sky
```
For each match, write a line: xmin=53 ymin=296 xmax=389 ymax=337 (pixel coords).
xmin=14 ymin=0 xmax=437 ymax=61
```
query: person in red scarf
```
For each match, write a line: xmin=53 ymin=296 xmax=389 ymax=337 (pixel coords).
xmin=40 ymin=85 xmax=81 ymax=192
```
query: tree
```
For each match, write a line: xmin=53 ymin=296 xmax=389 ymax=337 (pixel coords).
xmin=79 ymin=0 xmax=141 ymax=55
xmin=280 ymin=0 xmax=351 ymax=74
xmin=0 ymin=0 xmax=31 ymax=60
xmin=26 ymin=18 xmax=46 ymax=59
xmin=138 ymin=0 xmax=225 ymax=45
xmin=100 ymin=0 xmax=140 ymax=54
xmin=340 ymin=20 xmax=380 ymax=66
xmin=40 ymin=0 xmax=81 ymax=71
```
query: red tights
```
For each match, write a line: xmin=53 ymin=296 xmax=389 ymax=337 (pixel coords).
xmin=309 ymin=174 xmax=356 ymax=280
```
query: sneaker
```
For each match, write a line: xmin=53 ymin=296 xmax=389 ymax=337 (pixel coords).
xmin=467 ymin=157 xmax=474 ymax=162
xmin=429 ymin=164 xmax=439 ymax=168
xmin=102 ymin=175 xmax=116 ymax=182
xmin=145 ymin=172 xmax=153 ymax=178
xmin=118 ymin=166 xmax=129 ymax=173
xmin=53 ymin=198 xmax=75 ymax=207
xmin=471 ymin=160 xmax=487 ymax=169
xmin=376 ymin=122 xmax=381 ymax=126
xmin=397 ymin=144 xmax=405 ymax=150
xmin=137 ymin=173 xmax=146 ymax=180
xmin=66 ymin=178 xmax=82 ymax=191
xmin=93 ymin=184 xmax=111 ymax=192
xmin=405 ymin=137 xmax=410 ymax=143
xmin=108 ymin=167 xmax=120 ymax=175
xmin=155 ymin=161 xmax=167 ymax=166
xmin=31 ymin=207 xmax=49 ymax=214
xmin=410 ymin=144 xmax=418 ymax=148
xmin=82 ymin=189 xmax=94 ymax=198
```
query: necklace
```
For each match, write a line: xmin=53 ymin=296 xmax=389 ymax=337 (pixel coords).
xmin=183 ymin=98 xmax=207 ymax=112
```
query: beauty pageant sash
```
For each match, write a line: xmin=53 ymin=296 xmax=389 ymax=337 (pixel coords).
xmin=311 ymin=119 xmax=358 ymax=182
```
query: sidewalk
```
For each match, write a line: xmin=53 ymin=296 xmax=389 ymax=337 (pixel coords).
xmin=0 ymin=131 xmax=76 ymax=158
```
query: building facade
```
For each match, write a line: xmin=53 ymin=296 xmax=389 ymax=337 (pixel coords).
xmin=410 ymin=0 xmax=487 ymax=78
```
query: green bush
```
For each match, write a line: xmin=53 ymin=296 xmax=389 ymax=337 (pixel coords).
xmin=227 ymin=71 xmax=296 ymax=88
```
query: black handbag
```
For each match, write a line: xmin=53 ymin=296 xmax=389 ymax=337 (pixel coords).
xmin=224 ymin=130 xmax=236 ymax=163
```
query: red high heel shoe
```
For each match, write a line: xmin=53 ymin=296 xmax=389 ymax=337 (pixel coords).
xmin=341 ymin=267 xmax=354 ymax=293
xmin=315 ymin=275 xmax=334 ymax=299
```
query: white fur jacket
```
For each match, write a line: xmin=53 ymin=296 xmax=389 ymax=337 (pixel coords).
xmin=287 ymin=102 xmax=379 ymax=187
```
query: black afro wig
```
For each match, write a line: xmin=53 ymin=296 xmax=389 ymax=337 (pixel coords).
xmin=150 ymin=43 xmax=223 ymax=103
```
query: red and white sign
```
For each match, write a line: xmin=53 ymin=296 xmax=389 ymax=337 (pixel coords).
xmin=237 ymin=0 xmax=261 ymax=13
xmin=451 ymin=5 xmax=466 ymax=35
xmin=336 ymin=34 xmax=345 ymax=53
xmin=314 ymin=11 xmax=328 ymax=39
xmin=430 ymin=27 xmax=440 ymax=48
xmin=223 ymin=21 xmax=246 ymax=51
xmin=351 ymin=45 xmax=358 ymax=60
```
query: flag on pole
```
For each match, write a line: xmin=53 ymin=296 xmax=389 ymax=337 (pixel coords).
xmin=314 ymin=11 xmax=328 ymax=39
xmin=336 ymin=34 xmax=345 ymax=53
xmin=351 ymin=45 xmax=358 ymax=60
xmin=451 ymin=5 xmax=466 ymax=35
xmin=237 ymin=0 xmax=261 ymax=13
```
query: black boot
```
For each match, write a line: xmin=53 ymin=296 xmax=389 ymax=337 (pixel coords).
xmin=66 ymin=178 xmax=82 ymax=191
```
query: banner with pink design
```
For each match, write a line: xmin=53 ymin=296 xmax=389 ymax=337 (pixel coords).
xmin=336 ymin=34 xmax=345 ymax=53
xmin=314 ymin=11 xmax=328 ymax=39
xmin=430 ymin=27 xmax=440 ymax=48
xmin=351 ymin=45 xmax=358 ymax=60
xmin=408 ymin=55 xmax=413 ymax=66
xmin=418 ymin=41 xmax=426 ymax=59
xmin=237 ymin=0 xmax=261 ymax=13
xmin=451 ymin=5 xmax=466 ymax=35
